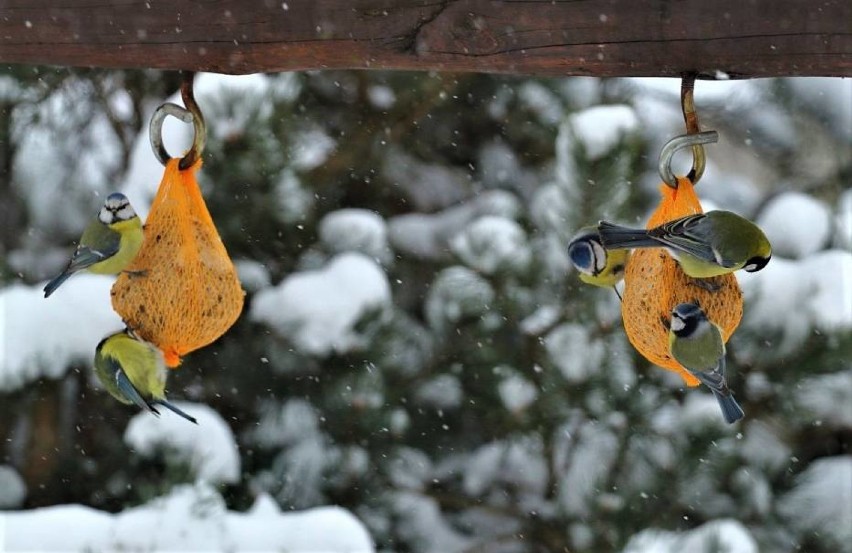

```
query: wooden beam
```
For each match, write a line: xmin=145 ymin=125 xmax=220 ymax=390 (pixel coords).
xmin=0 ymin=0 xmax=849 ymax=78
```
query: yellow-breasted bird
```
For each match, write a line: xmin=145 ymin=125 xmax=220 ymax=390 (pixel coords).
xmin=597 ymin=210 xmax=771 ymax=278
xmin=43 ymin=192 xmax=143 ymax=298
xmin=669 ymin=302 xmax=744 ymax=424
xmin=94 ymin=329 xmax=197 ymax=424
xmin=568 ymin=226 xmax=629 ymax=288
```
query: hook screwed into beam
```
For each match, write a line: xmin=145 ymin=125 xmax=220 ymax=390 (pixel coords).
xmin=658 ymin=73 xmax=718 ymax=189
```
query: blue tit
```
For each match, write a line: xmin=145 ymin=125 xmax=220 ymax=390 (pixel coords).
xmin=597 ymin=210 xmax=771 ymax=278
xmin=94 ymin=329 xmax=197 ymax=424
xmin=43 ymin=192 xmax=144 ymax=298
xmin=668 ymin=303 xmax=744 ymax=424
xmin=568 ymin=226 xmax=630 ymax=295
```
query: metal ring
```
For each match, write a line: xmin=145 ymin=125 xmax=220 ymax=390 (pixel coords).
xmin=658 ymin=130 xmax=719 ymax=189
xmin=149 ymin=103 xmax=194 ymax=166
xmin=148 ymin=72 xmax=206 ymax=169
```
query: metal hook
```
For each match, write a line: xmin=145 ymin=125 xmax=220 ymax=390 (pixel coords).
xmin=658 ymin=130 xmax=719 ymax=188
xmin=657 ymin=73 xmax=718 ymax=188
xmin=148 ymin=72 xmax=206 ymax=169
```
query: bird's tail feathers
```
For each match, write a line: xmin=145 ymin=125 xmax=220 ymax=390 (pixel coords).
xmin=713 ymin=390 xmax=745 ymax=424
xmin=43 ymin=271 xmax=72 ymax=298
xmin=153 ymin=400 xmax=198 ymax=424
xmin=597 ymin=221 xmax=661 ymax=250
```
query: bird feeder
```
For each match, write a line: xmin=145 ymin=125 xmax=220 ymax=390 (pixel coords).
xmin=111 ymin=74 xmax=244 ymax=367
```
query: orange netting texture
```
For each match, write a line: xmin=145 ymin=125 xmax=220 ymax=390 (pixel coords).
xmin=621 ymin=177 xmax=743 ymax=386
xmin=111 ymin=158 xmax=244 ymax=367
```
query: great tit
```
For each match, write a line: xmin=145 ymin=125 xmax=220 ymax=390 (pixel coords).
xmin=668 ymin=302 xmax=744 ymax=424
xmin=597 ymin=211 xmax=771 ymax=278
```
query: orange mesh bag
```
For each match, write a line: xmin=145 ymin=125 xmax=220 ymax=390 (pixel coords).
xmin=622 ymin=177 xmax=743 ymax=386
xmin=111 ymin=158 xmax=244 ymax=367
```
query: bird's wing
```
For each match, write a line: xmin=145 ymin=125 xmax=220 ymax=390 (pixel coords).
xmin=690 ymin=357 xmax=728 ymax=394
xmin=114 ymin=366 xmax=160 ymax=415
xmin=66 ymin=221 xmax=122 ymax=273
xmin=651 ymin=215 xmax=728 ymax=266
xmin=64 ymin=245 xmax=113 ymax=273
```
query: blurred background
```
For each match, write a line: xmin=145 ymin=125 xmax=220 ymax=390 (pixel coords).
xmin=0 ymin=68 xmax=850 ymax=552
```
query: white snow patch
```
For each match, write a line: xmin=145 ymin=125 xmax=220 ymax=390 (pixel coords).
xmin=124 ymin=402 xmax=240 ymax=485
xmin=740 ymin=420 xmax=791 ymax=473
xmin=250 ymin=253 xmax=391 ymax=356
xmin=450 ymin=215 xmax=530 ymax=275
xmin=382 ymin=148 xmax=473 ymax=211
xmin=273 ymin=168 xmax=315 ymax=224
xmin=518 ymin=81 xmax=564 ymax=125
xmin=387 ymin=447 xmax=433 ymax=490
xmin=623 ymin=519 xmax=758 ymax=553
xmin=290 ymin=127 xmax=336 ymax=170
xmin=498 ymin=371 xmax=539 ymax=413
xmin=757 ymin=192 xmax=832 ymax=258
xmin=250 ymin=398 xmax=320 ymax=448
xmin=392 ymin=491 xmax=471 ymax=553
xmin=835 ymin=188 xmax=852 ymax=250
xmin=0 ymin=465 xmax=26 ymax=508
xmin=367 ymin=84 xmax=396 ymax=109
xmin=414 ymin=374 xmax=463 ymax=410
xmin=520 ymin=305 xmax=561 ymax=336
xmin=1 ymin=483 xmax=374 ymax=552
xmin=679 ymin=393 xmax=733 ymax=429
xmin=389 ymin=190 xmax=521 ymax=261
xmin=233 ymin=259 xmax=271 ymax=292
xmin=557 ymin=423 xmax=618 ymax=516
xmin=424 ymin=266 xmax=495 ymax=332
xmin=569 ymin=104 xmax=638 ymax=160
xmin=779 ymin=456 xmax=852 ymax=547
xmin=0 ymin=276 xmax=122 ymax=392
xmin=738 ymin=250 xmax=852 ymax=352
xmin=319 ymin=208 xmax=392 ymax=264
xmin=545 ymin=323 xmax=605 ymax=383
xmin=795 ymin=371 xmax=852 ymax=428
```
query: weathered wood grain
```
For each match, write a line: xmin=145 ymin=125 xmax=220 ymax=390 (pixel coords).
xmin=0 ymin=0 xmax=849 ymax=77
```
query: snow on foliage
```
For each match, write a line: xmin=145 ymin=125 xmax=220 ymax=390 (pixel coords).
xmin=233 ymin=258 xmax=271 ymax=292
xmin=569 ymin=104 xmax=639 ymax=160
xmin=0 ymin=276 xmax=121 ymax=392
xmin=545 ymin=323 xmax=605 ymax=383
xmin=497 ymin=369 xmax=539 ymax=413
xmin=450 ymin=215 xmax=531 ymax=275
xmin=794 ymin=371 xmax=852 ymax=428
xmin=757 ymin=192 xmax=832 ymax=258
xmin=319 ymin=208 xmax=392 ymax=264
xmin=389 ymin=190 xmax=521 ymax=261
xmin=124 ymin=402 xmax=241 ymax=485
xmin=0 ymin=465 xmax=26 ymax=508
xmin=391 ymin=491 xmax=472 ymax=553
xmin=1 ymin=484 xmax=374 ymax=552
xmin=273 ymin=168 xmax=316 ymax=224
xmin=836 ymin=188 xmax=852 ymax=250
xmin=623 ymin=519 xmax=758 ymax=553
xmin=779 ymin=456 xmax=852 ymax=548
xmin=739 ymin=250 xmax=852 ymax=353
xmin=556 ymin=422 xmax=619 ymax=517
xmin=424 ymin=266 xmax=495 ymax=332
xmin=382 ymin=147 xmax=475 ymax=211
xmin=250 ymin=398 xmax=320 ymax=449
xmin=250 ymin=253 xmax=391 ymax=356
